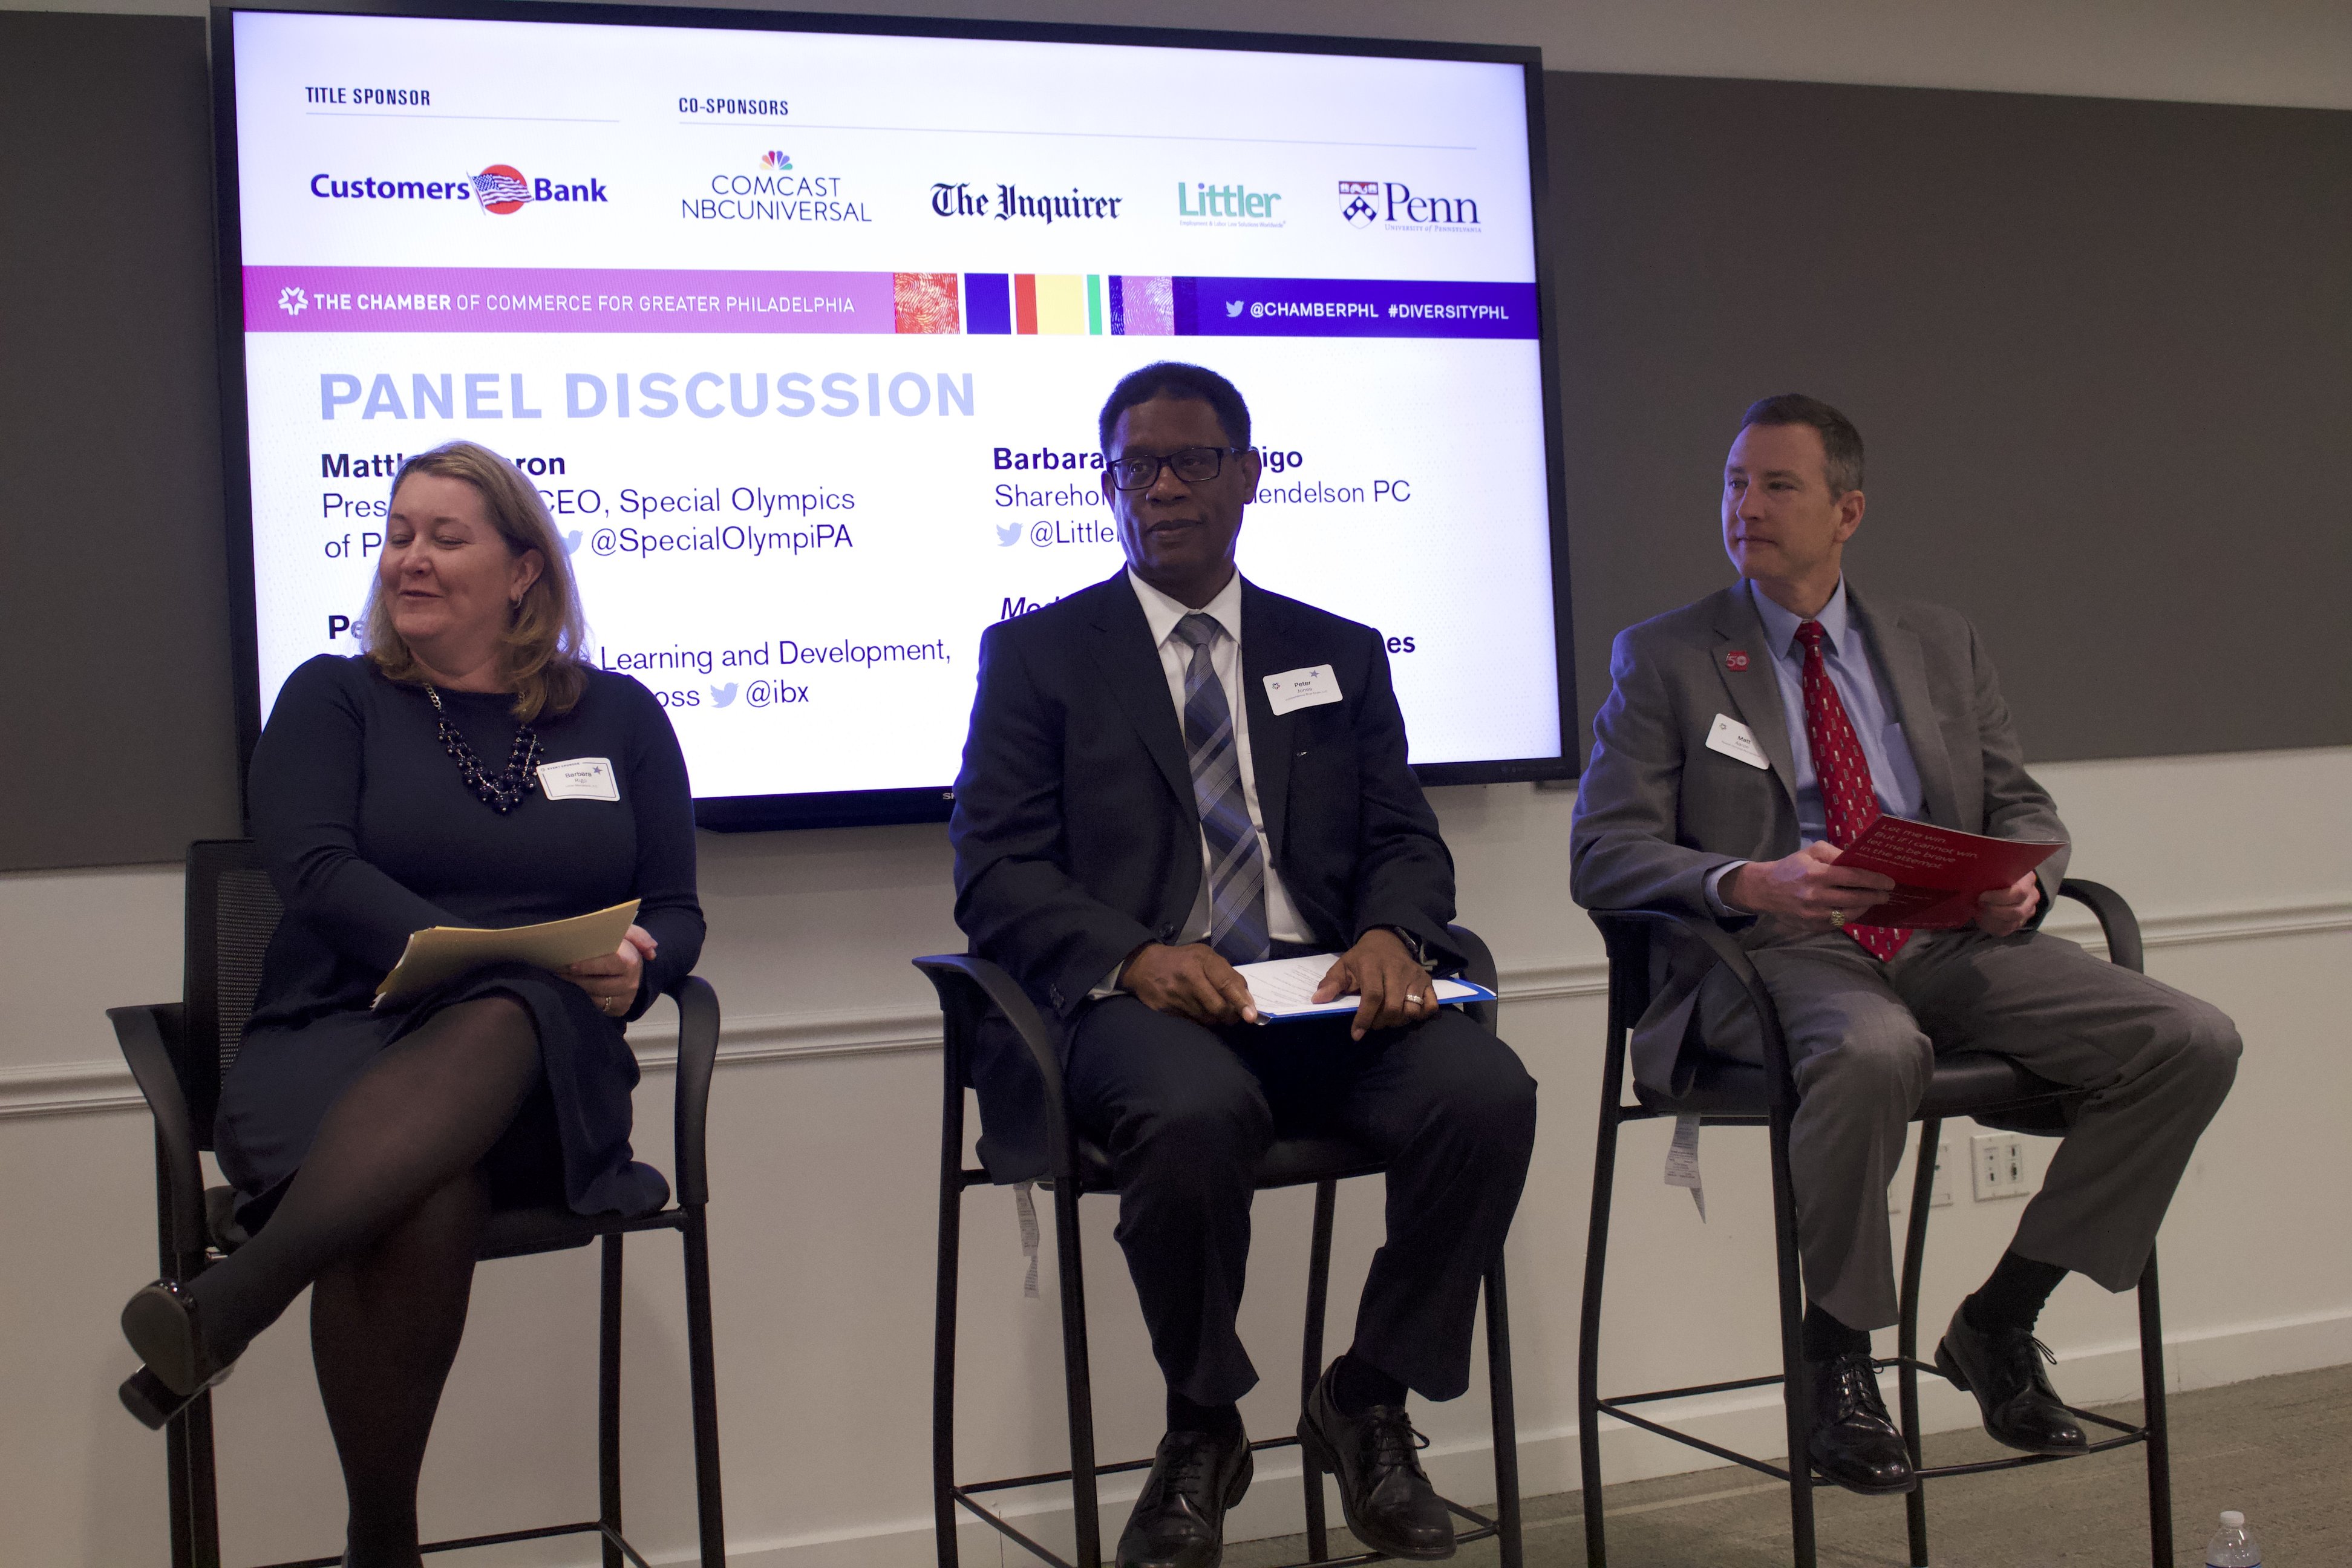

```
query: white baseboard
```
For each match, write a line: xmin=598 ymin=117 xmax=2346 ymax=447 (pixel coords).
xmin=679 ymin=1308 xmax=2351 ymax=1568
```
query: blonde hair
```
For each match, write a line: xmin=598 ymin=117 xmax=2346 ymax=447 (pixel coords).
xmin=364 ymin=440 xmax=590 ymax=722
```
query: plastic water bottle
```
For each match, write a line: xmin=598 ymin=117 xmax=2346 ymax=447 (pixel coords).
xmin=2205 ymin=1511 xmax=2261 ymax=1567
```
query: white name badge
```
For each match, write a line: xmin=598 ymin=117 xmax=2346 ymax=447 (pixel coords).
xmin=1263 ymin=665 xmax=1342 ymax=716
xmin=538 ymin=757 xmax=619 ymax=801
xmin=1705 ymin=714 xmax=1772 ymax=771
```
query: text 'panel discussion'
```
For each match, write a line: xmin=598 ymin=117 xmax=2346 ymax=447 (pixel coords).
xmin=2 ymin=0 xmax=2346 ymax=1565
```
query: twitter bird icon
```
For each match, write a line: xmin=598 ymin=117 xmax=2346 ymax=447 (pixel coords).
xmin=710 ymin=683 xmax=739 ymax=708
xmin=996 ymin=521 xmax=1022 ymax=546
xmin=561 ymin=529 xmax=583 ymax=555
xmin=1225 ymin=299 xmax=1246 ymax=318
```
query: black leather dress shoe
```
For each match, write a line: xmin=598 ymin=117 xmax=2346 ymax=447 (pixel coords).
xmin=1299 ymin=1365 xmax=1455 ymax=1560
xmin=119 ymin=1279 xmax=235 ymax=1429
xmin=1804 ymin=1351 xmax=1916 ymax=1496
xmin=1116 ymin=1426 xmax=1253 ymax=1568
xmin=1935 ymin=1305 xmax=2087 ymax=1456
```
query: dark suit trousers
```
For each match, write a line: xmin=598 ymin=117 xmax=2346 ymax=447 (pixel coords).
xmin=1064 ymin=996 xmax=1537 ymax=1408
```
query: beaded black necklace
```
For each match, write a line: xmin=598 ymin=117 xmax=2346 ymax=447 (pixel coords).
xmin=423 ymin=683 xmax=542 ymax=812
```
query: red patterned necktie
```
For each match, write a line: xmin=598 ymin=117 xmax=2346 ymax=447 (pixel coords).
xmin=1794 ymin=619 xmax=1910 ymax=961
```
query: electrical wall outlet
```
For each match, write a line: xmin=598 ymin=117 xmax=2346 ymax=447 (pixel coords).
xmin=1892 ymin=1137 xmax=1955 ymax=1213
xmin=1972 ymin=1132 xmax=2028 ymax=1200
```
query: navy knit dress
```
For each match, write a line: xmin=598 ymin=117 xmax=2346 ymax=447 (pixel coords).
xmin=214 ymin=655 xmax=704 ymax=1226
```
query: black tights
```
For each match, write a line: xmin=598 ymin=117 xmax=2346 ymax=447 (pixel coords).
xmin=189 ymin=995 xmax=541 ymax=1568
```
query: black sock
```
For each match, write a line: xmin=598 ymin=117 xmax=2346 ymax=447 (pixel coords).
xmin=1802 ymin=1302 xmax=1870 ymax=1363
xmin=1964 ymin=1251 xmax=2068 ymax=1336
xmin=1166 ymin=1388 xmax=1243 ymax=1442
xmin=1328 ymin=1349 xmax=1408 ymax=1416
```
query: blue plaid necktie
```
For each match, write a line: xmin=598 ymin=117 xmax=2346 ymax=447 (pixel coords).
xmin=1172 ymin=613 xmax=1270 ymax=964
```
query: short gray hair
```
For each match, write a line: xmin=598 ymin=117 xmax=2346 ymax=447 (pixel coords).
xmin=1740 ymin=393 xmax=1864 ymax=497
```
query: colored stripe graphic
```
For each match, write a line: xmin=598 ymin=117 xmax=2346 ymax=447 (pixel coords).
xmin=963 ymin=273 xmax=1011 ymax=335
xmin=1111 ymin=276 xmax=1175 ymax=335
xmin=892 ymin=272 xmax=959 ymax=334
xmin=241 ymin=267 xmax=1534 ymax=338
xmin=1033 ymin=275 xmax=1088 ymax=335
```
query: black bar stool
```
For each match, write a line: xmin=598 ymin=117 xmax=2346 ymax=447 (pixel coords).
xmin=1576 ymin=880 xmax=2172 ymax=1567
xmin=916 ymin=927 xmax=1523 ymax=1568
xmin=111 ymin=838 xmax=728 ymax=1568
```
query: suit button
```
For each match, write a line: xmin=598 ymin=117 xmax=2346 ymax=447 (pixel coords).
xmin=1158 ymin=924 xmax=1179 ymax=942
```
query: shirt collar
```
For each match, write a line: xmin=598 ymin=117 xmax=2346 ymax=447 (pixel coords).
xmin=1128 ymin=566 xmax=1244 ymax=649
xmin=1747 ymin=576 xmax=1851 ymax=661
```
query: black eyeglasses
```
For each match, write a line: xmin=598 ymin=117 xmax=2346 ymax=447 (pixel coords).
xmin=1105 ymin=445 xmax=1246 ymax=491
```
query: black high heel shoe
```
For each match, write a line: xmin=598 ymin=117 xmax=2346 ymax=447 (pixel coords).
xmin=117 ymin=1279 xmax=235 ymax=1429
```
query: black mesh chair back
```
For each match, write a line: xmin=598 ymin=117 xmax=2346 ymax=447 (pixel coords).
xmin=180 ymin=838 xmax=283 ymax=1148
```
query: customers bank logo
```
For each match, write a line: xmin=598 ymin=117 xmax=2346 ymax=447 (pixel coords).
xmin=307 ymin=163 xmax=609 ymax=213
xmin=1338 ymin=180 xmax=1480 ymax=232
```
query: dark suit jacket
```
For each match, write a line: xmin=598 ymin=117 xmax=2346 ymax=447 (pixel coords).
xmin=1568 ymin=581 xmax=2069 ymax=1094
xmin=949 ymin=570 xmax=1459 ymax=1174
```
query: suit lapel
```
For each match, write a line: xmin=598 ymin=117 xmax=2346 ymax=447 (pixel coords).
xmin=1238 ymin=581 xmax=1300 ymax=863
xmin=1085 ymin=575 xmax=1191 ymax=808
xmin=1849 ymin=588 xmax=1961 ymax=828
xmin=1709 ymin=586 xmax=1801 ymax=806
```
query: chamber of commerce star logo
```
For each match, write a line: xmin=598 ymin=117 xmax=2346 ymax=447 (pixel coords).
xmin=278 ymin=286 xmax=308 ymax=316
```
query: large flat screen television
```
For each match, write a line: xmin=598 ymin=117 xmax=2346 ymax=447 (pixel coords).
xmin=214 ymin=1 xmax=1571 ymax=828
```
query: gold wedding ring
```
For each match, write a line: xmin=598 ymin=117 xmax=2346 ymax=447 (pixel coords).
xmin=1829 ymin=909 xmax=1848 ymax=929
xmin=1406 ymin=991 xmax=1426 ymax=1005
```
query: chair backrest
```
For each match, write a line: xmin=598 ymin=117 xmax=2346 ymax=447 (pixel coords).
xmin=181 ymin=839 xmax=284 ymax=1148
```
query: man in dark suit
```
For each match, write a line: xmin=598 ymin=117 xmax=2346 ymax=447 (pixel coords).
xmin=1569 ymin=394 xmax=2240 ymax=1497
xmin=952 ymin=362 xmax=1537 ymax=1568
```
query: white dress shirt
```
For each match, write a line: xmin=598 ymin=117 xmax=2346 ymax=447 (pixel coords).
xmin=1126 ymin=567 xmax=1309 ymax=946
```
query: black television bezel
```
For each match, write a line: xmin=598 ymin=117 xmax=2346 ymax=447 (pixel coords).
xmin=211 ymin=0 xmax=1575 ymax=832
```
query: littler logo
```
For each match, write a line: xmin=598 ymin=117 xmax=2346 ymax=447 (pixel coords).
xmin=474 ymin=165 xmax=532 ymax=214
xmin=1339 ymin=180 xmax=1379 ymax=227
xmin=278 ymin=285 xmax=309 ymax=316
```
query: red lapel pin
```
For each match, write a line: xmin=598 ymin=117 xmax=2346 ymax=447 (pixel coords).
xmin=1725 ymin=650 xmax=1749 ymax=671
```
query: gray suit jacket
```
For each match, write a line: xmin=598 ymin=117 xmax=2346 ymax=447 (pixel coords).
xmin=1569 ymin=581 xmax=2069 ymax=1094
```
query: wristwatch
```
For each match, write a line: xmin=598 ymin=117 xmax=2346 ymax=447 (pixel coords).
xmin=1379 ymin=924 xmax=1437 ymax=972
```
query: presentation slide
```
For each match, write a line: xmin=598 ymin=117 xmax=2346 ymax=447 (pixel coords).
xmin=226 ymin=10 xmax=1561 ymax=810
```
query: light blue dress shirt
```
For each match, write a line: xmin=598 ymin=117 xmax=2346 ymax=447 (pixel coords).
xmin=1707 ymin=578 xmax=1927 ymax=913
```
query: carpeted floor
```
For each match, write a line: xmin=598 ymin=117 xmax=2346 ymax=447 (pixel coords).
xmin=1233 ymin=1364 xmax=2348 ymax=1566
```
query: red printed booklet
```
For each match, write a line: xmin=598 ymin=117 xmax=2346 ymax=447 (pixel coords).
xmin=1835 ymin=818 xmax=2066 ymax=929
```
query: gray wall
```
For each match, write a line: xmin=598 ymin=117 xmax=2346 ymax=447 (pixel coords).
xmin=2 ymin=11 xmax=2345 ymax=869
xmin=1547 ymin=71 xmax=2352 ymax=765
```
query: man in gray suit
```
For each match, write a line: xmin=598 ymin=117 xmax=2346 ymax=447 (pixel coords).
xmin=1569 ymin=394 xmax=2240 ymax=1497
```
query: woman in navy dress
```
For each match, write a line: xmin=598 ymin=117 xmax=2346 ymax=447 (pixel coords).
xmin=117 ymin=441 xmax=703 ymax=1568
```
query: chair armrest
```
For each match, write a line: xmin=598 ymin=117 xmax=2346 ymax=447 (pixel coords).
xmin=1589 ymin=907 xmax=1795 ymax=1109
xmin=1443 ymin=924 xmax=1501 ymax=1033
xmin=2057 ymin=880 xmax=2143 ymax=974
xmin=109 ymin=1003 xmax=209 ymax=1268
xmin=912 ymin=953 xmax=1078 ymax=1186
xmin=666 ymin=976 xmax=721 ymax=1208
